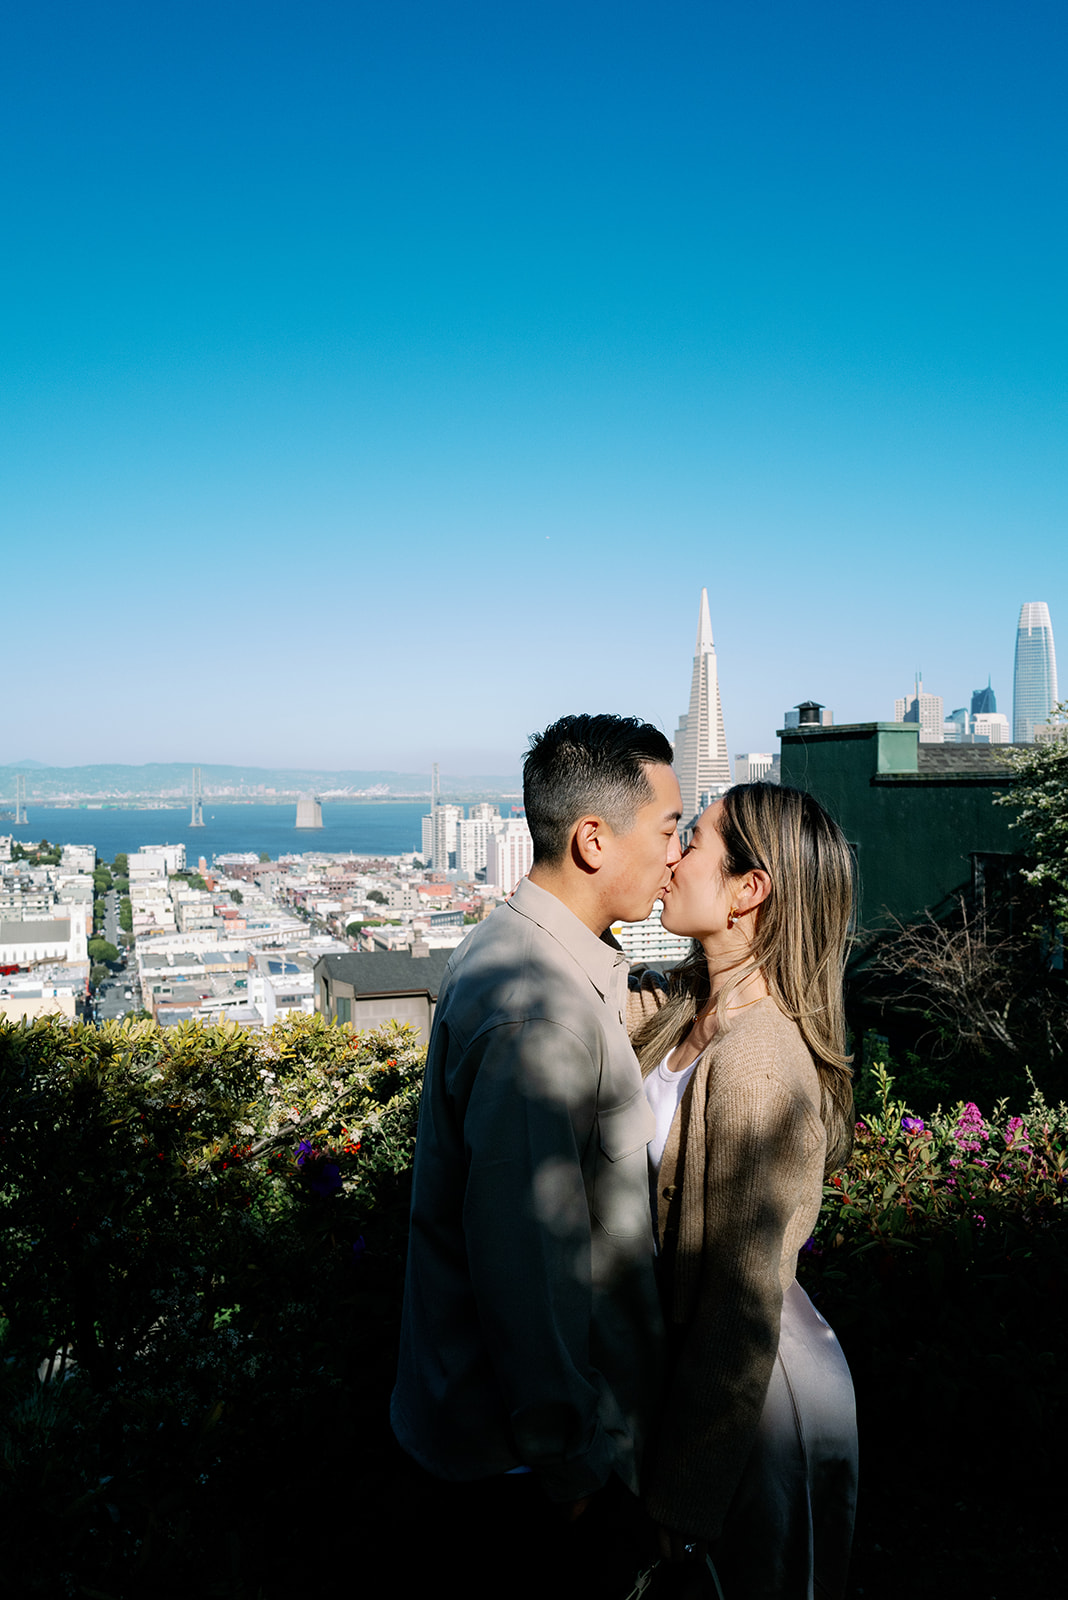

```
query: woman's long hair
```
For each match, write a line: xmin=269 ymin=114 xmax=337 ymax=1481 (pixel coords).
xmin=633 ymin=782 xmax=856 ymax=1173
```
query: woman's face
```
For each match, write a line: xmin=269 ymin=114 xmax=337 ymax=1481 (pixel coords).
xmin=659 ymin=800 xmax=735 ymax=941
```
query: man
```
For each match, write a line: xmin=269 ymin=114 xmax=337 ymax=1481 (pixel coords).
xmin=391 ymin=714 xmax=683 ymax=1594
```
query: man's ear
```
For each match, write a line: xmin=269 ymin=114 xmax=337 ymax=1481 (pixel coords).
xmin=571 ymin=816 xmax=606 ymax=874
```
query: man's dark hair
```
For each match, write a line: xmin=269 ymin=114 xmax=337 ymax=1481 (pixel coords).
xmin=523 ymin=714 xmax=674 ymax=864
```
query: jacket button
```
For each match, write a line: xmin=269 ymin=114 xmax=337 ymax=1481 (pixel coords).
xmin=662 ymin=1184 xmax=677 ymax=1200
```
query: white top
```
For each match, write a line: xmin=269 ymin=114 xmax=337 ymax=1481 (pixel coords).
xmin=644 ymin=1052 xmax=700 ymax=1175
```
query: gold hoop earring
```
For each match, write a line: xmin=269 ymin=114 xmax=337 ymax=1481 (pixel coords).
xmin=727 ymin=906 xmax=737 ymax=930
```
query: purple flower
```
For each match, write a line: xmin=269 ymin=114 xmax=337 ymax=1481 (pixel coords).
xmin=901 ymin=1115 xmax=925 ymax=1135
xmin=1005 ymin=1117 xmax=1032 ymax=1151
xmin=306 ymin=1160 xmax=342 ymax=1198
xmin=295 ymin=1139 xmax=315 ymax=1166
xmin=953 ymin=1102 xmax=990 ymax=1152
xmin=351 ymin=1236 xmax=367 ymax=1261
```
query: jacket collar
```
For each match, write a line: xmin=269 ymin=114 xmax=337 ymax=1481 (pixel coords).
xmin=508 ymin=876 xmax=628 ymax=1002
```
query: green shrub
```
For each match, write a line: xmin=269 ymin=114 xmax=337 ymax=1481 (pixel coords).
xmin=0 ymin=1013 xmax=424 ymax=1596
xmin=800 ymin=1065 xmax=1068 ymax=1596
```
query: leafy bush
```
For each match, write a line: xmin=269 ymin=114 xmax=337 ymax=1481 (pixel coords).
xmin=799 ymin=1065 xmax=1067 ymax=1597
xmin=0 ymin=1013 xmax=424 ymax=1597
xmin=3 ymin=1016 xmax=1064 ymax=1598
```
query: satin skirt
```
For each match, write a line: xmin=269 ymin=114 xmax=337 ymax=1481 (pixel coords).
xmin=714 ymin=1279 xmax=858 ymax=1600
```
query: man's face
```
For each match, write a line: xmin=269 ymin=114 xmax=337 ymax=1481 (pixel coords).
xmin=602 ymin=762 xmax=683 ymax=925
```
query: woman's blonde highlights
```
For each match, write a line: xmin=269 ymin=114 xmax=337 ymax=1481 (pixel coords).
xmin=632 ymin=783 xmax=856 ymax=1173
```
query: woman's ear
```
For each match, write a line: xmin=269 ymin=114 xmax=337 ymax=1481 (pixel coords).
xmin=737 ymin=867 xmax=772 ymax=914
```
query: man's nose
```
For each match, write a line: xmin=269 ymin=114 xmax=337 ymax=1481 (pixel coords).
xmin=666 ymin=832 xmax=682 ymax=866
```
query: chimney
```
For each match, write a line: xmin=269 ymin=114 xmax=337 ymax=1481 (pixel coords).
xmin=410 ymin=938 xmax=430 ymax=959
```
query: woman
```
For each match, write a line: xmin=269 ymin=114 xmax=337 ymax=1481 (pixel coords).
xmin=631 ymin=783 xmax=858 ymax=1599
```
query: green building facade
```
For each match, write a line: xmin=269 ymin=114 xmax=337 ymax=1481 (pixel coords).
xmin=779 ymin=722 xmax=1021 ymax=940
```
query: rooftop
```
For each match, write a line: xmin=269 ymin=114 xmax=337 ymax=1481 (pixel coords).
xmin=315 ymin=945 xmax=454 ymax=998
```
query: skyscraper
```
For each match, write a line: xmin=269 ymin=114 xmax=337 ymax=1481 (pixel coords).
xmin=894 ymin=677 xmax=944 ymax=742
xmin=1013 ymin=602 xmax=1058 ymax=743
xmin=674 ymin=587 xmax=730 ymax=820
xmin=971 ymin=680 xmax=997 ymax=717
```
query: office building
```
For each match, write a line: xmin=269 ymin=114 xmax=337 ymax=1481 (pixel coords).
xmin=971 ymin=681 xmax=997 ymax=717
xmin=895 ymin=678 xmax=944 ymax=743
xmin=1034 ymin=718 xmax=1068 ymax=747
xmin=1013 ymin=602 xmax=1058 ymax=743
xmin=973 ymin=712 xmax=1010 ymax=744
xmin=734 ymin=753 xmax=780 ymax=784
xmin=674 ymin=587 xmax=731 ymax=820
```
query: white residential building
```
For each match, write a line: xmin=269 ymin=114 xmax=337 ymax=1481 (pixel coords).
xmin=485 ymin=819 xmax=534 ymax=896
xmin=60 ymin=844 xmax=96 ymax=873
xmin=431 ymin=805 xmax=462 ymax=871
xmin=129 ymin=843 xmax=186 ymax=880
xmin=457 ymin=817 xmax=490 ymax=876
xmin=611 ymin=903 xmax=691 ymax=965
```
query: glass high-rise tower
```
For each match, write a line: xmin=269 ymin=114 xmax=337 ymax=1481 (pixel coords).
xmin=971 ymin=680 xmax=996 ymax=717
xmin=1013 ymin=602 xmax=1058 ymax=743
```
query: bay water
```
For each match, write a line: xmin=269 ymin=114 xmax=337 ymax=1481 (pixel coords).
xmin=9 ymin=802 xmax=431 ymax=864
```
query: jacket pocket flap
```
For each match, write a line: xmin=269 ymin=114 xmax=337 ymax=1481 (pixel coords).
xmin=598 ymin=1091 xmax=655 ymax=1162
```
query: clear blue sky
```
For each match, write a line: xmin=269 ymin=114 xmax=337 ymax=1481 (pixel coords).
xmin=4 ymin=0 xmax=1065 ymax=774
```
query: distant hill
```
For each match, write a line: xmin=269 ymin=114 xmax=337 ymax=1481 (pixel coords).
xmin=0 ymin=762 xmax=522 ymax=801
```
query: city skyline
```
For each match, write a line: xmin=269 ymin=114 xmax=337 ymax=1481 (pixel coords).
xmin=1 ymin=593 xmax=1060 ymax=780
xmin=4 ymin=2 xmax=1066 ymax=769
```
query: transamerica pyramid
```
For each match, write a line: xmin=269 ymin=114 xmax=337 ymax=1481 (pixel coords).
xmin=674 ymin=587 xmax=731 ymax=820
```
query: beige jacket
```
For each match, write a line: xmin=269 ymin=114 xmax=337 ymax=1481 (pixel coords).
xmin=634 ymin=994 xmax=826 ymax=1540
xmin=392 ymin=878 xmax=663 ymax=1503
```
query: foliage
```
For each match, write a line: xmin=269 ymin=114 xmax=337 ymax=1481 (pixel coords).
xmin=112 ymin=852 xmax=128 ymax=875
xmin=230 ymin=888 xmax=243 ymax=905
xmin=257 ymin=851 xmax=270 ymax=862
xmin=800 ymin=1064 xmax=1067 ymax=1597
xmin=3 ymin=1011 xmax=1063 ymax=1596
xmin=87 ymin=938 xmax=119 ymax=964
xmin=11 ymin=838 xmax=60 ymax=865
xmin=366 ymin=888 xmax=388 ymax=905
xmin=119 ymin=894 xmax=133 ymax=932
xmin=89 ymin=963 xmax=109 ymax=987
xmin=0 ymin=1013 xmax=424 ymax=1597
xmin=170 ymin=870 xmax=209 ymax=892
xmin=996 ymin=702 xmax=1068 ymax=931
xmin=856 ymin=892 xmax=1067 ymax=1107
xmin=92 ymin=866 xmax=113 ymax=893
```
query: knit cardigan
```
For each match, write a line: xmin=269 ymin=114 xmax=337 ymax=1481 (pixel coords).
xmin=634 ymin=995 xmax=827 ymax=1542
